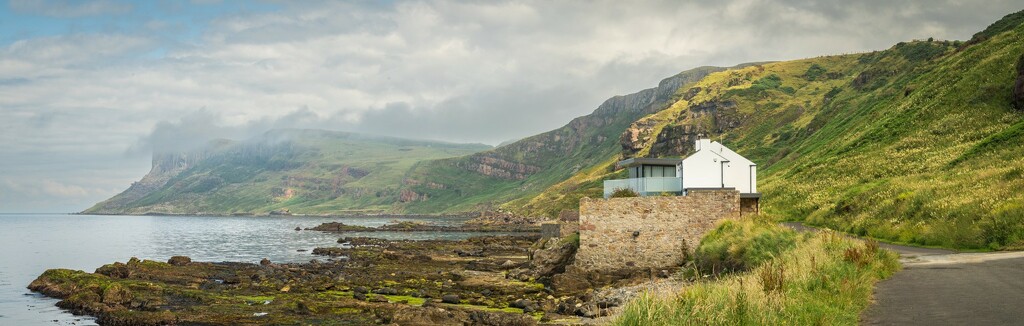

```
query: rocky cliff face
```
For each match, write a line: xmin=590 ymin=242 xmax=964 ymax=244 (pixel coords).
xmin=85 ymin=141 xmax=233 ymax=214
xmin=620 ymin=99 xmax=744 ymax=158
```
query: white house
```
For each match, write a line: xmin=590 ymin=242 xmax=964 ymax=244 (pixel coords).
xmin=603 ymin=138 xmax=760 ymax=212
xmin=681 ymin=139 xmax=757 ymax=194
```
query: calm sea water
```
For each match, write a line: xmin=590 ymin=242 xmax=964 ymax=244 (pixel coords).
xmin=0 ymin=213 xmax=489 ymax=325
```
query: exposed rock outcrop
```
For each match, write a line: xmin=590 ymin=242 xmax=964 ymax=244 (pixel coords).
xmin=621 ymin=99 xmax=743 ymax=158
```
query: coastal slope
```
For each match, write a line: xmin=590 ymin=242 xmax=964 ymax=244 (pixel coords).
xmin=84 ymin=129 xmax=490 ymax=215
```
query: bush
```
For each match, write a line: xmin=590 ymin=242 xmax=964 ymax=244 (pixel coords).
xmin=693 ymin=218 xmax=798 ymax=274
xmin=803 ymin=64 xmax=828 ymax=81
xmin=610 ymin=188 xmax=639 ymax=198
xmin=979 ymin=204 xmax=1024 ymax=249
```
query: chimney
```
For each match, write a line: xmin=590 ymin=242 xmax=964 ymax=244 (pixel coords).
xmin=695 ymin=138 xmax=711 ymax=151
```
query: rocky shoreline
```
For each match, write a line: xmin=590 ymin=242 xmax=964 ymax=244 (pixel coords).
xmin=306 ymin=221 xmax=541 ymax=233
xmin=28 ymin=210 xmax=668 ymax=325
xmin=27 ymin=231 xmax=641 ymax=325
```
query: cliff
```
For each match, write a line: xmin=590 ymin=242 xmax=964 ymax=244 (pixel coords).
xmin=84 ymin=130 xmax=489 ymax=215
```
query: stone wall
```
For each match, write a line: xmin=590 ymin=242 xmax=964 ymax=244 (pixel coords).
xmin=740 ymin=197 xmax=759 ymax=215
xmin=558 ymin=209 xmax=580 ymax=238
xmin=541 ymin=223 xmax=561 ymax=238
xmin=575 ymin=189 xmax=739 ymax=272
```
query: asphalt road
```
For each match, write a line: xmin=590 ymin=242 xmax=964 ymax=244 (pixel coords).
xmin=861 ymin=252 xmax=1024 ymax=326
xmin=782 ymin=222 xmax=1024 ymax=326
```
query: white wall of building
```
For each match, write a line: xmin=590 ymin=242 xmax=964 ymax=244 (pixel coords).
xmin=681 ymin=139 xmax=757 ymax=194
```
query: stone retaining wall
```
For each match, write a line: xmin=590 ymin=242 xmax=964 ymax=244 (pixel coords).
xmin=574 ymin=189 xmax=740 ymax=272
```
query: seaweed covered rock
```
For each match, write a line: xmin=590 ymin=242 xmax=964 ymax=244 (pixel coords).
xmin=306 ymin=222 xmax=372 ymax=232
xmin=387 ymin=306 xmax=537 ymax=326
xmin=28 ymin=235 xmax=553 ymax=324
xmin=167 ymin=256 xmax=191 ymax=266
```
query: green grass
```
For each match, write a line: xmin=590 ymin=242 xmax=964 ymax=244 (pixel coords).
xmin=694 ymin=219 xmax=798 ymax=273
xmin=613 ymin=219 xmax=900 ymax=325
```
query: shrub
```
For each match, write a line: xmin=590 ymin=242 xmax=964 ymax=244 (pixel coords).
xmin=694 ymin=218 xmax=798 ymax=274
xmin=979 ymin=204 xmax=1024 ymax=249
xmin=610 ymin=188 xmax=639 ymax=198
xmin=803 ymin=64 xmax=828 ymax=81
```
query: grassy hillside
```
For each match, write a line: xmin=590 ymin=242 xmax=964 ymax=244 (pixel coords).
xmin=397 ymin=65 xmax=756 ymax=213
xmin=532 ymin=10 xmax=1024 ymax=250
xmin=84 ymin=129 xmax=490 ymax=215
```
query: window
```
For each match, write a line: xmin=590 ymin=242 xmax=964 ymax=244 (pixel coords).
xmin=641 ymin=165 xmax=676 ymax=177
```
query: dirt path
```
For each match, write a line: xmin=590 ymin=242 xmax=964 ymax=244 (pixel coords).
xmin=783 ymin=222 xmax=1024 ymax=325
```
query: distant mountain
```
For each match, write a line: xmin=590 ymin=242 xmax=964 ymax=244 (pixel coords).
xmin=84 ymin=129 xmax=490 ymax=215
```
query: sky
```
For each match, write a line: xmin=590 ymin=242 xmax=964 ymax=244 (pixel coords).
xmin=0 ymin=0 xmax=1020 ymax=213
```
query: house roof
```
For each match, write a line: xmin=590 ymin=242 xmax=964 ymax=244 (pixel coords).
xmin=616 ymin=157 xmax=682 ymax=168
xmin=685 ymin=140 xmax=755 ymax=166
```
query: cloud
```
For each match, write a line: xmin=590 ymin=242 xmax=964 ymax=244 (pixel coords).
xmin=8 ymin=0 xmax=132 ymax=18
xmin=1 ymin=0 xmax=1022 ymax=212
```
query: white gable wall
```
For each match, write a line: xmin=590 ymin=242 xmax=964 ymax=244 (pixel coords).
xmin=682 ymin=140 xmax=757 ymax=194
xmin=681 ymin=150 xmax=727 ymax=189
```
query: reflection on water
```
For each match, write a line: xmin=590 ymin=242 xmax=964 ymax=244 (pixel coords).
xmin=0 ymin=214 xmax=491 ymax=325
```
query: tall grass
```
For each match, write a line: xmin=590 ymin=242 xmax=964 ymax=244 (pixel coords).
xmin=614 ymin=220 xmax=899 ymax=325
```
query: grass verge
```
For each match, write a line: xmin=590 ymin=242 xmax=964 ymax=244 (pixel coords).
xmin=614 ymin=218 xmax=900 ymax=325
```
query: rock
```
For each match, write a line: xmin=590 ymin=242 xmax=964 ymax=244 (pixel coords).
xmin=250 ymin=271 xmax=267 ymax=282
xmin=352 ymin=286 xmax=370 ymax=294
xmin=501 ymin=260 xmax=518 ymax=268
xmin=441 ymin=294 xmax=460 ymax=304
xmin=527 ymin=239 xmax=577 ymax=278
xmin=353 ymin=292 xmax=367 ymax=301
xmin=372 ymin=288 xmax=398 ymax=295
xmin=369 ymin=295 xmax=389 ymax=303
xmin=511 ymin=299 xmax=538 ymax=313
xmin=658 ymin=269 xmax=671 ymax=278
xmin=95 ymin=262 xmax=131 ymax=278
xmin=682 ymin=86 xmax=702 ymax=100
xmin=454 ymin=249 xmax=484 ymax=257
xmin=294 ymin=226 xmax=301 ymax=231
xmin=100 ymin=284 xmax=132 ymax=305
xmin=307 ymin=222 xmax=372 ymax=232
xmin=467 ymin=310 xmax=538 ymax=326
xmin=311 ymin=247 xmax=348 ymax=257
xmin=1014 ymin=53 xmax=1024 ymax=110
xmin=260 ymin=258 xmax=272 ymax=266
xmin=575 ymin=304 xmax=598 ymax=318
xmin=167 ymin=256 xmax=191 ymax=266
xmin=296 ymin=249 xmax=308 ymax=252
xmin=279 ymin=285 xmax=290 ymax=292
